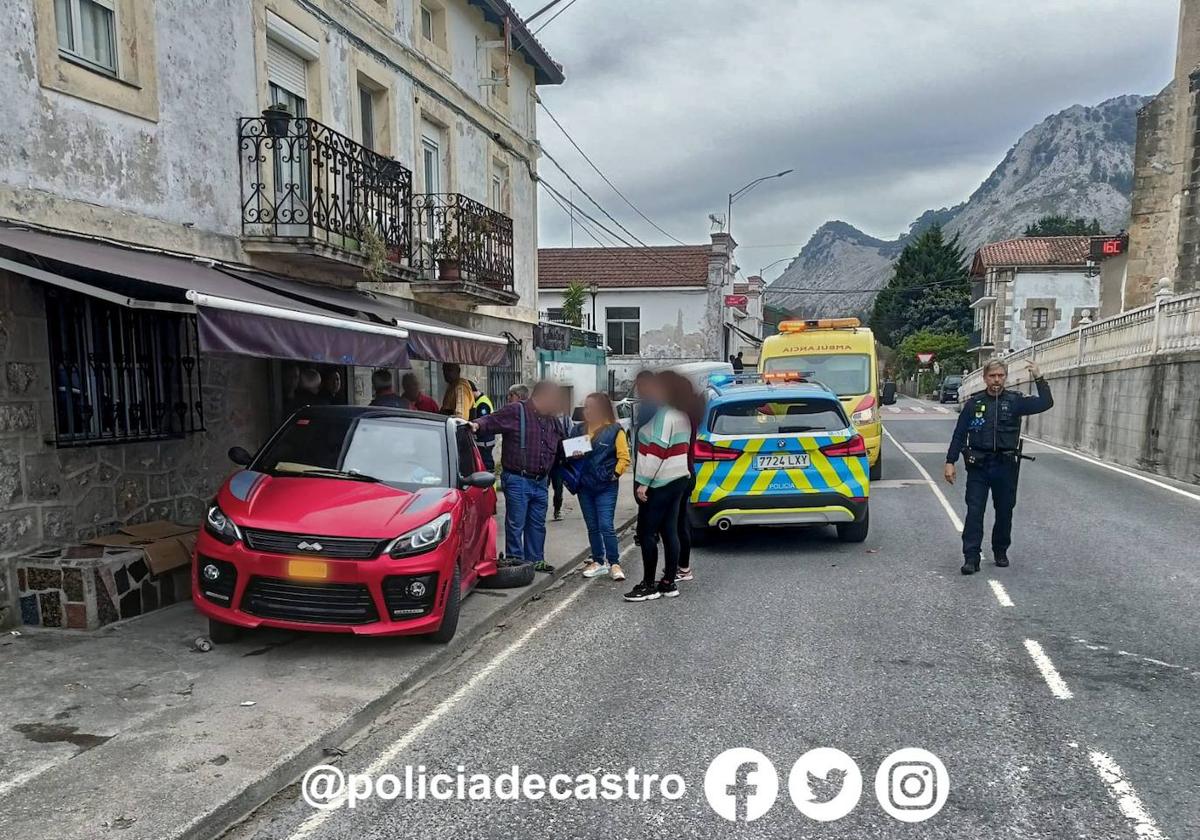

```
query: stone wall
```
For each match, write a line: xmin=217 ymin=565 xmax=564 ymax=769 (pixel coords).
xmin=1127 ymin=82 xmax=1182 ymax=309
xmin=0 ymin=271 xmax=273 ymax=627
xmin=1022 ymin=351 xmax=1200 ymax=485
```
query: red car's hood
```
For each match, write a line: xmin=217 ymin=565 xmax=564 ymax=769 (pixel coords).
xmin=218 ymin=471 xmax=457 ymax=538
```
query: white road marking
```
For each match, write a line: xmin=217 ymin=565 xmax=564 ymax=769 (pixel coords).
xmin=1023 ymin=436 xmax=1200 ymax=504
xmin=1088 ymin=750 xmax=1168 ymax=840
xmin=1024 ymin=639 xmax=1074 ymax=699
xmin=882 ymin=427 xmax=963 ymax=532
xmin=885 ymin=406 xmax=901 ymax=414
xmin=287 ymin=568 xmax=594 ymax=839
xmin=908 ymin=405 xmax=927 ymax=413
xmin=933 ymin=406 xmax=951 ymax=414
xmin=988 ymin=580 xmax=1015 ymax=607
xmin=0 ymin=761 xmax=59 ymax=798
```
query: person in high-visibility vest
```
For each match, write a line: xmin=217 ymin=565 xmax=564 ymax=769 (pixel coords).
xmin=472 ymin=386 xmax=496 ymax=470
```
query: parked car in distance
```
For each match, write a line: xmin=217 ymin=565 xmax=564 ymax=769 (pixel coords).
xmin=614 ymin=397 xmax=638 ymax=434
xmin=938 ymin=375 xmax=963 ymax=403
xmin=193 ymin=407 xmax=498 ymax=645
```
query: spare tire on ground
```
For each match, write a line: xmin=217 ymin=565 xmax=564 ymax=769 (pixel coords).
xmin=477 ymin=559 xmax=536 ymax=589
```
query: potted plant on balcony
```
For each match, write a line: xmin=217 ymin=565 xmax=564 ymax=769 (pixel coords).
xmin=262 ymin=103 xmax=293 ymax=138
xmin=432 ymin=230 xmax=463 ymax=281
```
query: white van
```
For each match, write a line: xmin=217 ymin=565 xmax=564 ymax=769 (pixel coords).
xmin=668 ymin=361 xmax=736 ymax=394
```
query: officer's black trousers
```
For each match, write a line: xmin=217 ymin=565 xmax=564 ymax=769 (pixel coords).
xmin=962 ymin=456 xmax=1019 ymax=559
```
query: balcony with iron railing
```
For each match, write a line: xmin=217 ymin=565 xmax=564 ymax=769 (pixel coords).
xmin=238 ymin=115 xmax=413 ymax=282
xmin=968 ymin=328 xmax=994 ymax=352
xmin=970 ymin=278 xmax=997 ymax=308
xmin=410 ymin=193 xmax=517 ymax=305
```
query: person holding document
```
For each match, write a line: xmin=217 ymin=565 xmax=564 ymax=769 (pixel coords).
xmin=569 ymin=393 xmax=631 ymax=581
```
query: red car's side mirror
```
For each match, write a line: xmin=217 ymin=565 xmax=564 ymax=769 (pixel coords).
xmin=462 ymin=471 xmax=496 ymax=489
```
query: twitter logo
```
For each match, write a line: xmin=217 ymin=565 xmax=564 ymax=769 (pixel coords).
xmin=788 ymin=748 xmax=863 ymax=821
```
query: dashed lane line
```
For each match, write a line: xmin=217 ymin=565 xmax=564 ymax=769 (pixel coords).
xmin=989 ymin=579 xmax=1015 ymax=607
xmin=1024 ymin=639 xmax=1074 ymax=700
xmin=1023 ymin=436 xmax=1200 ymax=504
xmin=1088 ymin=750 xmax=1169 ymax=840
xmin=882 ymin=426 xmax=963 ymax=532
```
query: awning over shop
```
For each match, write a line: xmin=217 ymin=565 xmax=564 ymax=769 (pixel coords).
xmin=220 ymin=268 xmax=510 ymax=366
xmin=0 ymin=226 xmax=410 ymax=368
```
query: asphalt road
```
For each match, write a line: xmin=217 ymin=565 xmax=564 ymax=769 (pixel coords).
xmin=229 ymin=395 xmax=1198 ymax=840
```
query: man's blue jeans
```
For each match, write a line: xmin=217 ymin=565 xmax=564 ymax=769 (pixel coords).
xmin=501 ymin=472 xmax=548 ymax=564
xmin=578 ymin=482 xmax=620 ymax=564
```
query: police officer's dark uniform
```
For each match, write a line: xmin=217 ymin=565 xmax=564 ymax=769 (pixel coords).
xmin=946 ymin=376 xmax=1053 ymax=574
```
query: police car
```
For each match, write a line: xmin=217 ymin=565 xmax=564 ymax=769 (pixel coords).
xmin=688 ymin=374 xmax=871 ymax=543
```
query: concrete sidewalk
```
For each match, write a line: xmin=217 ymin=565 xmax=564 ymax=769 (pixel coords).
xmin=0 ymin=475 xmax=637 ymax=840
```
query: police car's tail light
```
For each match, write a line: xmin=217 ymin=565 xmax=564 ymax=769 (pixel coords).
xmin=820 ymin=435 xmax=867 ymax=457
xmin=692 ymin=440 xmax=741 ymax=462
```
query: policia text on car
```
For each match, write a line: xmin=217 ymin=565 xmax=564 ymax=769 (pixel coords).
xmin=944 ymin=358 xmax=1054 ymax=575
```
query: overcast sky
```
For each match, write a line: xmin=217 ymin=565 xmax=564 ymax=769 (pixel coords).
xmin=511 ymin=0 xmax=1180 ymax=280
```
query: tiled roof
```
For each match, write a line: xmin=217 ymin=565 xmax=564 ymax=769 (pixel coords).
xmin=539 ymin=246 xmax=712 ymax=289
xmin=971 ymin=237 xmax=1092 ymax=274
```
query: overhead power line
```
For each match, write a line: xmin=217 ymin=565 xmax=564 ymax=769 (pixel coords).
xmin=539 ymin=101 xmax=688 ymax=246
xmin=533 ymin=0 xmax=583 ymax=34
xmin=524 ymin=0 xmax=568 ymax=23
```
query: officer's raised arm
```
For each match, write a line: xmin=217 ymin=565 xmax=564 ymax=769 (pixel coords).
xmin=1017 ymin=361 xmax=1054 ymax=416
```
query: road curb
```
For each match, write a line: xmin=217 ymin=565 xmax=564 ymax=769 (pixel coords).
xmin=187 ymin=512 xmax=639 ymax=840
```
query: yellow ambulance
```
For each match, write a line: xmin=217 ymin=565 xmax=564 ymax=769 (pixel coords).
xmin=758 ymin=318 xmax=882 ymax=480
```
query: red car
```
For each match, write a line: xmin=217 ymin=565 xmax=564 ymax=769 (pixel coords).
xmin=193 ymin=406 xmax=498 ymax=644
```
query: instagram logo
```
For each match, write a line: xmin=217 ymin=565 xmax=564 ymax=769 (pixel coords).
xmin=875 ymin=748 xmax=948 ymax=822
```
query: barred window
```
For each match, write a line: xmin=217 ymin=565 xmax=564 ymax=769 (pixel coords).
xmin=44 ymin=288 xmax=206 ymax=447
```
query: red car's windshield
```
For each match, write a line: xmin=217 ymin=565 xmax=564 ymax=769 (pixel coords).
xmin=255 ymin=415 xmax=450 ymax=490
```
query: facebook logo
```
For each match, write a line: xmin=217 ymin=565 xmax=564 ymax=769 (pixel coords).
xmin=703 ymin=748 xmax=779 ymax=822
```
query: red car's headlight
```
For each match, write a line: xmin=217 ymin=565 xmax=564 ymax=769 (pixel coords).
xmin=205 ymin=503 xmax=243 ymax=545
xmin=386 ymin=513 xmax=452 ymax=558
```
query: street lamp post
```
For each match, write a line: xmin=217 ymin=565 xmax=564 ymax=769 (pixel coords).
xmin=759 ymin=257 xmax=792 ymax=281
xmin=727 ymin=169 xmax=793 ymax=240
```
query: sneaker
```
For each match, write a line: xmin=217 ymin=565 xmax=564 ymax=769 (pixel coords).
xmin=582 ymin=563 xmax=609 ymax=579
xmin=609 ymin=563 xmax=626 ymax=581
xmin=675 ymin=567 xmax=694 ymax=582
xmin=993 ymin=552 xmax=1010 ymax=568
xmin=960 ymin=557 xmax=981 ymax=575
xmin=657 ymin=580 xmax=680 ymax=598
xmin=533 ymin=560 xmax=555 ymax=573
xmin=623 ymin=582 xmax=661 ymax=602
xmin=553 ymin=510 xmax=563 ymax=522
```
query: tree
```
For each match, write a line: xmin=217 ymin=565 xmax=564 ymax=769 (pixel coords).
xmin=1023 ymin=215 xmax=1103 ymax=237
xmin=869 ymin=225 xmax=971 ymax=348
xmin=895 ymin=330 xmax=972 ymax=379
xmin=561 ymin=280 xmax=587 ymax=327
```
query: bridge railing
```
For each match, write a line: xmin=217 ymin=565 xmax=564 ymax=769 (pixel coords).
xmin=961 ymin=290 xmax=1200 ymax=396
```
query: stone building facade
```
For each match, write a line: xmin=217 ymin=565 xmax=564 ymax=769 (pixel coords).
xmin=1126 ymin=0 xmax=1200 ymax=307
xmin=0 ymin=0 xmax=564 ymax=626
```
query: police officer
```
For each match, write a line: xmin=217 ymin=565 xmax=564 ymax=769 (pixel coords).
xmin=470 ymin=383 xmax=496 ymax=471
xmin=944 ymin=358 xmax=1053 ymax=575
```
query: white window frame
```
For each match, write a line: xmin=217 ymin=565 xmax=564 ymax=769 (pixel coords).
xmin=605 ymin=306 xmax=641 ymax=356
xmin=420 ymin=5 xmax=435 ymax=42
xmin=56 ymin=0 xmax=118 ymax=75
xmin=491 ymin=159 xmax=511 ymax=214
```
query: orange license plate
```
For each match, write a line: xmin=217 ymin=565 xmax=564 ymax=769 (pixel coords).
xmin=287 ymin=559 xmax=329 ymax=580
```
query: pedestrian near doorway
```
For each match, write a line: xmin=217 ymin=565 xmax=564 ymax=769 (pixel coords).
xmin=370 ymin=369 xmax=404 ymax=407
xmin=624 ymin=371 xmax=694 ymax=602
xmin=472 ymin=381 xmax=567 ymax=573
xmin=401 ymin=373 xmax=441 ymax=413
xmin=441 ymin=363 xmax=474 ymax=420
xmin=945 ymin=359 xmax=1053 ymax=575
xmin=572 ymin=393 xmax=631 ymax=581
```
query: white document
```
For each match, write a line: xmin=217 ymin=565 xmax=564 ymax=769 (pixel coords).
xmin=562 ymin=435 xmax=593 ymax=458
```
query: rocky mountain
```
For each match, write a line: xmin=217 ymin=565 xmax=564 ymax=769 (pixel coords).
xmin=765 ymin=94 xmax=1149 ymax=319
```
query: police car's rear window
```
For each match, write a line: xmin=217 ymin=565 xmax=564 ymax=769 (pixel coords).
xmin=710 ymin=399 xmax=848 ymax=436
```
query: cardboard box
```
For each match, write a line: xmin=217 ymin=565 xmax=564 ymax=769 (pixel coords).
xmin=87 ymin=521 xmax=198 ymax=576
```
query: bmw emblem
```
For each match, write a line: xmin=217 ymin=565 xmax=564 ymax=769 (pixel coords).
xmin=778 ymin=440 xmax=788 ymax=449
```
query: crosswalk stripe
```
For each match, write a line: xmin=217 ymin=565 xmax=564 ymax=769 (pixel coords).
xmin=933 ymin=406 xmax=951 ymax=414
xmin=886 ymin=406 xmax=901 ymax=413
xmin=909 ymin=406 xmax=926 ymax=413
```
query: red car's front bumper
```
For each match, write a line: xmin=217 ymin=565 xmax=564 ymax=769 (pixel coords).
xmin=191 ymin=529 xmax=457 ymax=636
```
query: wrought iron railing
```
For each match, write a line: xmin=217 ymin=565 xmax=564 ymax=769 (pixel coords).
xmin=44 ymin=287 xmax=205 ymax=447
xmin=239 ymin=117 xmax=412 ymax=262
xmin=969 ymin=328 xmax=992 ymax=350
xmin=411 ymin=193 xmax=514 ymax=292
